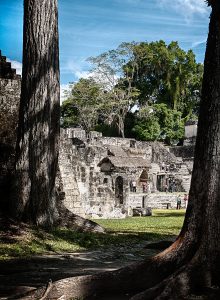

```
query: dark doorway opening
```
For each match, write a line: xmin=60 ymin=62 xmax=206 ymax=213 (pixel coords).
xmin=140 ymin=169 xmax=148 ymax=182
xmin=115 ymin=176 xmax=124 ymax=204
xmin=157 ymin=174 xmax=166 ymax=191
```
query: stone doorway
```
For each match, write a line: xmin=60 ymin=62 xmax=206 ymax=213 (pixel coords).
xmin=140 ymin=169 xmax=148 ymax=182
xmin=157 ymin=174 xmax=166 ymax=191
xmin=139 ymin=169 xmax=148 ymax=193
xmin=115 ymin=176 xmax=124 ymax=204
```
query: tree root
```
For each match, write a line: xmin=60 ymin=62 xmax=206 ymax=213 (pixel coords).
xmin=15 ymin=255 xmax=181 ymax=299
xmin=39 ymin=280 xmax=53 ymax=300
xmin=14 ymin=240 xmax=220 ymax=300
xmin=130 ymin=262 xmax=220 ymax=300
xmin=56 ymin=205 xmax=105 ymax=233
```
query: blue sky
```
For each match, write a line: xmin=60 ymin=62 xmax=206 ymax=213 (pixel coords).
xmin=0 ymin=0 xmax=210 ymax=97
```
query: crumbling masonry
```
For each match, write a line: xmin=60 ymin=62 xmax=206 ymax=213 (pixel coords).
xmin=0 ymin=50 xmax=196 ymax=217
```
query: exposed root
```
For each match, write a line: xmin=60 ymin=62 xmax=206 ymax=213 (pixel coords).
xmin=130 ymin=266 xmax=190 ymax=300
xmin=16 ymin=244 xmax=220 ymax=300
xmin=39 ymin=280 xmax=53 ymax=300
xmin=55 ymin=204 xmax=105 ymax=233
xmin=14 ymin=255 xmax=182 ymax=299
xmin=130 ymin=261 xmax=220 ymax=300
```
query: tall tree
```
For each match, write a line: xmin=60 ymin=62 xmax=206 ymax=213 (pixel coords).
xmin=13 ymin=0 xmax=60 ymax=226
xmin=26 ymin=1 xmax=220 ymax=298
xmin=61 ymin=78 xmax=102 ymax=133
xmin=88 ymin=43 xmax=139 ymax=137
xmin=128 ymin=40 xmax=203 ymax=115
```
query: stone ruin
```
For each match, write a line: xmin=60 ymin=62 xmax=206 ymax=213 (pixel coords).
xmin=0 ymin=50 xmax=21 ymax=211
xmin=59 ymin=128 xmax=194 ymax=218
xmin=0 ymin=50 xmax=196 ymax=218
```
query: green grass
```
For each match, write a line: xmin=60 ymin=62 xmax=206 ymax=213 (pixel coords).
xmin=0 ymin=209 xmax=185 ymax=260
xmin=95 ymin=209 xmax=185 ymax=237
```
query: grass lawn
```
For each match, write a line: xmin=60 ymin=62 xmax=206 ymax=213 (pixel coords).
xmin=95 ymin=209 xmax=185 ymax=237
xmin=0 ymin=209 xmax=185 ymax=260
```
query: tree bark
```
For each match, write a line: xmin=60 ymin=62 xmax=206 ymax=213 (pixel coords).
xmin=13 ymin=0 xmax=60 ymax=226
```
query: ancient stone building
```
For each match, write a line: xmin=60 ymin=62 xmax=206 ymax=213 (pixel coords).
xmin=60 ymin=128 xmax=194 ymax=218
xmin=0 ymin=50 xmax=195 ymax=218
xmin=0 ymin=50 xmax=21 ymax=211
xmin=0 ymin=50 xmax=21 ymax=145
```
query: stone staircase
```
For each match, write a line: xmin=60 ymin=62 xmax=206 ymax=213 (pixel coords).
xmin=0 ymin=50 xmax=20 ymax=79
xmin=177 ymin=164 xmax=189 ymax=175
xmin=59 ymin=135 xmax=85 ymax=217
xmin=181 ymin=176 xmax=191 ymax=193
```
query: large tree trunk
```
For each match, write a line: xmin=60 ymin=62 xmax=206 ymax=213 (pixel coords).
xmin=16 ymin=2 xmax=220 ymax=299
xmin=9 ymin=0 xmax=104 ymax=234
xmin=13 ymin=0 xmax=60 ymax=226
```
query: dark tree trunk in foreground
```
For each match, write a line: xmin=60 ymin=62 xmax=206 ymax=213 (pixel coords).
xmin=18 ymin=2 xmax=220 ymax=299
xmin=13 ymin=0 xmax=60 ymax=226
xmin=11 ymin=0 xmax=104 ymax=232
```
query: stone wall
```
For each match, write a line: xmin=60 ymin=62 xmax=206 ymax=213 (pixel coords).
xmin=0 ymin=51 xmax=21 ymax=211
xmin=169 ymin=145 xmax=195 ymax=160
xmin=0 ymin=52 xmax=194 ymax=218
xmin=127 ymin=192 xmax=187 ymax=210
xmin=0 ymin=51 xmax=21 ymax=145
xmin=58 ymin=128 xmax=193 ymax=218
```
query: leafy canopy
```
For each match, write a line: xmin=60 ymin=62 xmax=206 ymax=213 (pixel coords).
xmin=61 ymin=40 xmax=203 ymax=144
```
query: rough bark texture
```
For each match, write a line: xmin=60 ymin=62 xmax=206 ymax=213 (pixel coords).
xmin=13 ymin=0 xmax=60 ymax=226
xmin=14 ymin=3 xmax=220 ymax=299
xmin=7 ymin=0 xmax=104 ymax=234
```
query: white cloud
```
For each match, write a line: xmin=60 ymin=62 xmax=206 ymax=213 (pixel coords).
xmin=74 ymin=70 xmax=92 ymax=79
xmin=61 ymin=59 xmax=95 ymax=80
xmin=158 ymin=0 xmax=209 ymax=19
xmin=192 ymin=39 xmax=206 ymax=48
xmin=7 ymin=59 xmax=22 ymax=75
xmin=60 ymin=83 xmax=71 ymax=104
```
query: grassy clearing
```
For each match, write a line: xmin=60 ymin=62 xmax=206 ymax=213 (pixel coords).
xmin=0 ymin=209 xmax=185 ymax=260
xmin=95 ymin=209 xmax=185 ymax=237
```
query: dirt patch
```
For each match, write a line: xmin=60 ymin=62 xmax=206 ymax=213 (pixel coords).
xmin=0 ymin=215 xmax=175 ymax=299
xmin=0 ymin=241 xmax=164 ymax=299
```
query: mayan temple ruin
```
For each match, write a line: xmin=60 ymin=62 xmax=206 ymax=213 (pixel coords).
xmin=0 ymin=50 xmax=197 ymax=218
xmin=0 ymin=50 xmax=21 ymax=211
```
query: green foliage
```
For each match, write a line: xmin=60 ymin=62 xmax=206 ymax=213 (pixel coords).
xmin=133 ymin=113 xmax=161 ymax=141
xmin=95 ymin=123 xmax=120 ymax=137
xmin=133 ymin=104 xmax=184 ymax=143
xmin=88 ymin=44 xmax=140 ymax=137
xmin=154 ymin=103 xmax=185 ymax=143
xmin=128 ymin=40 xmax=203 ymax=115
xmin=61 ymin=78 xmax=103 ymax=132
xmin=61 ymin=40 xmax=202 ymax=143
xmin=61 ymin=98 xmax=79 ymax=128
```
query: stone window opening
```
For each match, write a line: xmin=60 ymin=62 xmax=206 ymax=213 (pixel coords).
xmin=130 ymin=140 xmax=136 ymax=148
xmin=103 ymin=178 xmax=108 ymax=184
xmin=157 ymin=174 xmax=166 ymax=192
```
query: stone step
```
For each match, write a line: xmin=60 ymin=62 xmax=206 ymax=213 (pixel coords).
xmin=181 ymin=177 xmax=191 ymax=192
xmin=0 ymin=55 xmax=6 ymax=63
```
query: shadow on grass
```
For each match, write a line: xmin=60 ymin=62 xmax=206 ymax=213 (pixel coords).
xmin=0 ymin=231 xmax=175 ymax=293
xmin=49 ymin=228 xmax=176 ymax=250
xmin=0 ymin=229 xmax=176 ymax=294
xmin=154 ymin=212 xmax=185 ymax=217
